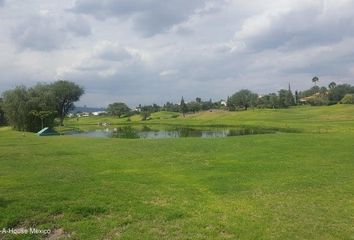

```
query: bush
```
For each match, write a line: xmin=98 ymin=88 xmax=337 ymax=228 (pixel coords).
xmin=306 ymin=95 xmax=329 ymax=106
xmin=340 ymin=94 xmax=354 ymax=104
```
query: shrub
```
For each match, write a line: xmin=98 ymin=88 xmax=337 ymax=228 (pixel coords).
xmin=340 ymin=94 xmax=354 ymax=104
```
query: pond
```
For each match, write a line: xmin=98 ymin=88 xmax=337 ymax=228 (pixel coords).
xmin=65 ymin=125 xmax=277 ymax=139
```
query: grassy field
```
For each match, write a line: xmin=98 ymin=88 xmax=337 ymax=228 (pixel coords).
xmin=1 ymin=105 xmax=354 ymax=239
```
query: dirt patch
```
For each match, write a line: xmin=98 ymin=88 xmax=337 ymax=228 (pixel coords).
xmin=47 ymin=228 xmax=70 ymax=240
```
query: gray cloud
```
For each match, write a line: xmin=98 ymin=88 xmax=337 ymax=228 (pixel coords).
xmin=0 ymin=0 xmax=4 ymax=7
xmin=12 ymin=16 xmax=66 ymax=51
xmin=65 ymin=16 xmax=92 ymax=37
xmin=72 ymin=0 xmax=207 ymax=36
xmin=11 ymin=13 xmax=92 ymax=51
xmin=93 ymin=41 xmax=134 ymax=62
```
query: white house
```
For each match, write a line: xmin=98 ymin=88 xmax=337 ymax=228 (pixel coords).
xmin=92 ymin=111 xmax=107 ymax=116
xmin=220 ymin=100 xmax=227 ymax=106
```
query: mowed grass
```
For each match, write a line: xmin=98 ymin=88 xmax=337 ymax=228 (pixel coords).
xmin=1 ymin=105 xmax=354 ymax=239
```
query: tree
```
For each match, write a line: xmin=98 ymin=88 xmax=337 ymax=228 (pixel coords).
xmin=294 ymin=91 xmax=299 ymax=105
xmin=319 ymin=86 xmax=328 ymax=95
xmin=328 ymin=82 xmax=337 ymax=89
xmin=151 ymin=103 xmax=161 ymax=113
xmin=27 ymin=83 xmax=58 ymax=130
xmin=180 ymin=97 xmax=188 ymax=117
xmin=226 ymin=96 xmax=235 ymax=111
xmin=312 ymin=76 xmax=319 ymax=86
xmin=328 ymin=84 xmax=354 ymax=104
xmin=0 ymin=98 xmax=6 ymax=125
xmin=287 ymin=84 xmax=296 ymax=106
xmin=140 ymin=106 xmax=152 ymax=121
xmin=1 ymin=86 xmax=30 ymax=131
xmin=299 ymin=86 xmax=320 ymax=98
xmin=50 ymin=80 xmax=84 ymax=126
xmin=162 ymin=101 xmax=180 ymax=112
xmin=107 ymin=102 xmax=131 ymax=118
xmin=229 ymin=89 xmax=258 ymax=110
xmin=30 ymin=110 xmax=56 ymax=129
xmin=202 ymin=99 xmax=213 ymax=110
xmin=256 ymin=93 xmax=279 ymax=109
xmin=278 ymin=88 xmax=295 ymax=108
xmin=187 ymin=101 xmax=202 ymax=113
xmin=1 ymin=81 xmax=84 ymax=131
xmin=269 ymin=93 xmax=279 ymax=108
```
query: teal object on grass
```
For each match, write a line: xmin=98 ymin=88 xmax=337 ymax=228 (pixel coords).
xmin=37 ymin=127 xmax=59 ymax=136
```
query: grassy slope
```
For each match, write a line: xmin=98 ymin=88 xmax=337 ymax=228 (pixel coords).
xmin=1 ymin=105 xmax=354 ymax=239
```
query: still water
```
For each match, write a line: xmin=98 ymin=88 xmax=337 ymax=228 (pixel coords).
xmin=66 ymin=125 xmax=276 ymax=139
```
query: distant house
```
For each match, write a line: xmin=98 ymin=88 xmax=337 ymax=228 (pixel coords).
xmin=220 ymin=100 xmax=227 ymax=106
xmin=77 ymin=112 xmax=90 ymax=117
xmin=92 ymin=111 xmax=107 ymax=116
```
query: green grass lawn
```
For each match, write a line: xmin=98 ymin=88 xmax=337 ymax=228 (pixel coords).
xmin=1 ymin=105 xmax=354 ymax=239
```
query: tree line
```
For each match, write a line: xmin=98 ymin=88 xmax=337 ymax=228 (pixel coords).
xmin=1 ymin=77 xmax=354 ymax=130
xmin=226 ymin=79 xmax=354 ymax=110
xmin=105 ymin=98 xmax=225 ymax=120
xmin=106 ymin=79 xmax=354 ymax=120
xmin=0 ymin=80 xmax=84 ymax=132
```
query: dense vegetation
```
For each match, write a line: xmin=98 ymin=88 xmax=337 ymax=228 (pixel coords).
xmin=1 ymin=80 xmax=83 ymax=132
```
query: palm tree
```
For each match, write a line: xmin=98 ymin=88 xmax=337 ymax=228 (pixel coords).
xmin=328 ymin=82 xmax=337 ymax=89
xmin=312 ymin=76 xmax=319 ymax=86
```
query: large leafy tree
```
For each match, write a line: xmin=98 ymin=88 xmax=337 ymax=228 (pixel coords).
xmin=27 ymin=83 xmax=57 ymax=130
xmin=278 ymin=89 xmax=296 ymax=108
xmin=257 ymin=93 xmax=279 ymax=109
xmin=1 ymin=80 xmax=83 ymax=131
xmin=107 ymin=102 xmax=131 ymax=118
xmin=50 ymin=80 xmax=84 ymax=126
xmin=229 ymin=89 xmax=258 ymax=110
xmin=2 ymin=86 xmax=31 ymax=131
xmin=0 ymin=98 xmax=5 ymax=125
xmin=187 ymin=101 xmax=202 ymax=113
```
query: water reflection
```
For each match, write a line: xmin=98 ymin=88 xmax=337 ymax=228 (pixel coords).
xmin=66 ymin=125 xmax=277 ymax=139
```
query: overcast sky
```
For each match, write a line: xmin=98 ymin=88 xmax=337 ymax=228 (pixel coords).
xmin=1 ymin=0 xmax=354 ymax=107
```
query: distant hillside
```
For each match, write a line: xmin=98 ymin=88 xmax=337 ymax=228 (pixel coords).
xmin=71 ymin=106 xmax=106 ymax=113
